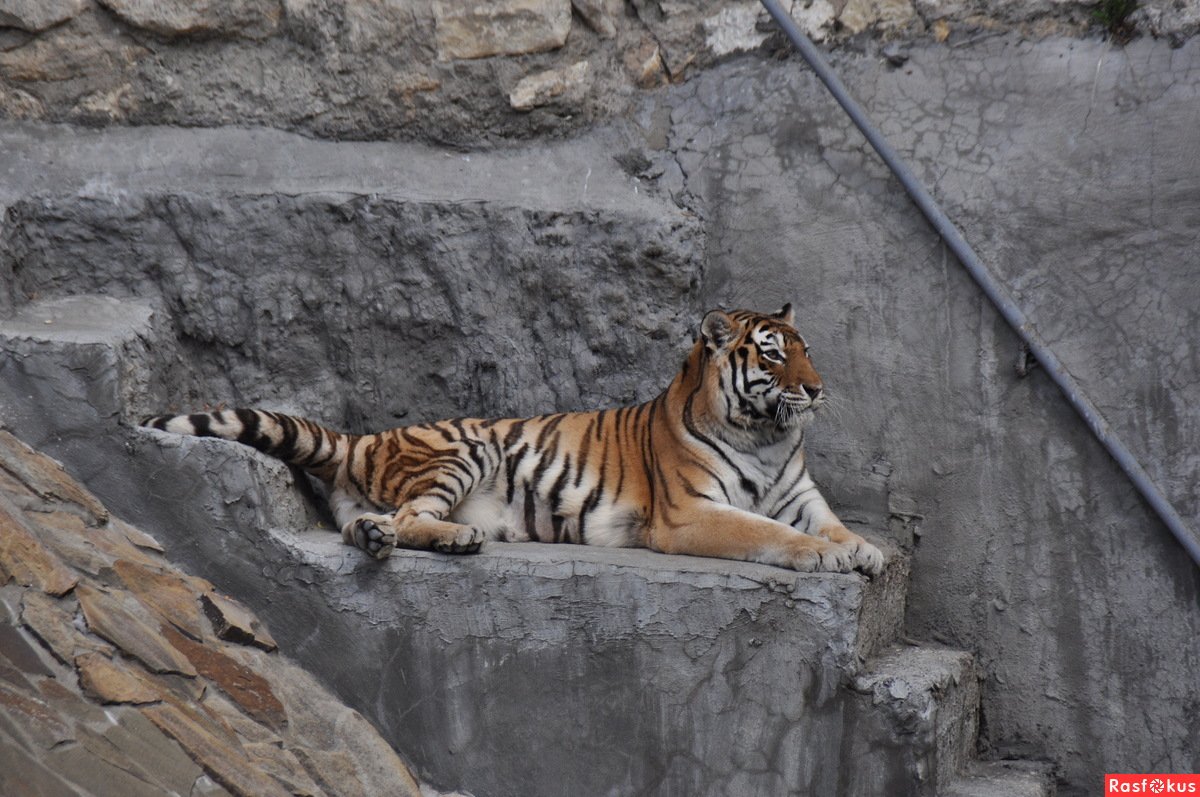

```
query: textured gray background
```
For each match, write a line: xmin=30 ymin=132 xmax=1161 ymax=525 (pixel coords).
xmin=645 ymin=34 xmax=1200 ymax=790
xmin=1 ymin=28 xmax=1198 ymax=797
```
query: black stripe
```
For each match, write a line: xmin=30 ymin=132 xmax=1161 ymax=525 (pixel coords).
xmin=234 ymin=409 xmax=262 ymax=446
xmin=506 ymin=444 xmax=529 ymax=504
xmin=574 ymin=424 xmax=593 ymax=488
xmin=275 ymin=414 xmax=302 ymax=462
xmin=502 ymin=419 xmax=529 ymax=450
xmin=682 ymin=387 xmax=748 ymax=479
xmin=771 ymin=462 xmax=809 ymax=516
xmin=306 ymin=426 xmax=341 ymax=469
xmin=680 ymin=477 xmax=711 ymax=500
xmin=524 ymin=487 xmax=539 ymax=542
xmin=190 ymin=413 xmax=213 ymax=437
xmin=548 ymin=455 xmax=572 ymax=513
xmin=531 ymin=435 xmax=561 ymax=490
xmin=360 ymin=436 xmax=378 ymax=496
xmin=578 ymin=484 xmax=603 ymax=545
xmin=401 ymin=428 xmax=436 ymax=451
xmin=792 ymin=495 xmax=820 ymax=528
xmin=534 ymin=414 xmax=567 ymax=449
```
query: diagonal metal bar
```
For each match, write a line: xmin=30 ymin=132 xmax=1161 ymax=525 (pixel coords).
xmin=758 ymin=0 xmax=1200 ymax=568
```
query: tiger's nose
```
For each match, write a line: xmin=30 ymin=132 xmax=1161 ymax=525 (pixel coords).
xmin=802 ymin=384 xmax=823 ymax=401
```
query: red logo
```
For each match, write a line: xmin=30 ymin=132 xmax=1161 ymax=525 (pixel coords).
xmin=1107 ymin=775 xmax=1200 ymax=795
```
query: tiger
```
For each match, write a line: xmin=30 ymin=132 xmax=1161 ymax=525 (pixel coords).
xmin=142 ymin=305 xmax=884 ymax=577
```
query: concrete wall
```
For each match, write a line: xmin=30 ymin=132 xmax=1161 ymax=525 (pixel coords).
xmin=641 ymin=33 xmax=1200 ymax=792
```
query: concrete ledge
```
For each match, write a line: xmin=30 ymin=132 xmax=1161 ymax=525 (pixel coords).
xmin=257 ymin=524 xmax=908 ymax=797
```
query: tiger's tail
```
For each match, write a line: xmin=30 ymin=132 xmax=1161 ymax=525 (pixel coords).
xmin=141 ymin=409 xmax=349 ymax=481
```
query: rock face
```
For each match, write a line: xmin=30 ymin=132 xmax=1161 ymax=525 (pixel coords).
xmin=0 ymin=429 xmax=435 ymax=797
xmin=657 ymin=33 xmax=1200 ymax=791
xmin=0 ymin=126 xmax=704 ymax=432
xmin=1 ymin=21 xmax=1199 ymax=795
xmin=0 ymin=0 xmax=1193 ymax=144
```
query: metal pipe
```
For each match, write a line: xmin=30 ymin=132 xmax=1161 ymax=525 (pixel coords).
xmin=758 ymin=0 xmax=1200 ymax=568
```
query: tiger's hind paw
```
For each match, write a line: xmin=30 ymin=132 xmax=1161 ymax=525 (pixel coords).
xmin=433 ymin=526 xmax=485 ymax=555
xmin=352 ymin=518 xmax=396 ymax=560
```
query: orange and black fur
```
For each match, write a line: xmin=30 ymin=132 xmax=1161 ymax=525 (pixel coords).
xmin=143 ymin=306 xmax=883 ymax=576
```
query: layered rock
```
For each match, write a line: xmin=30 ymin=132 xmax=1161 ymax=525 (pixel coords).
xmin=0 ymin=429 xmax=451 ymax=797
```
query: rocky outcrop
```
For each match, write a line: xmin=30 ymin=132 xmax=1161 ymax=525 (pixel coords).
xmin=0 ymin=428 xmax=451 ymax=797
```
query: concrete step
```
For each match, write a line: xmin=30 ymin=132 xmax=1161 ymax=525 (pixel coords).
xmin=0 ymin=294 xmax=203 ymax=439
xmin=940 ymin=760 xmax=1057 ymax=797
xmin=843 ymin=644 xmax=980 ymax=795
xmin=249 ymin=522 xmax=914 ymax=797
xmin=0 ymin=294 xmax=322 ymax=542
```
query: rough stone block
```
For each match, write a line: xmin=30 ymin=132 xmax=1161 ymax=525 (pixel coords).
xmin=508 ymin=60 xmax=591 ymax=110
xmin=131 ymin=429 xmax=325 ymax=534
xmin=571 ymin=0 xmax=619 ymax=38
xmin=96 ymin=0 xmax=283 ymax=40
xmin=433 ymin=0 xmax=571 ymax=60
xmin=845 ymin=645 xmax=982 ymax=795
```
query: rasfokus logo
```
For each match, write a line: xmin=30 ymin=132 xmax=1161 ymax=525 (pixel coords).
xmin=1106 ymin=774 xmax=1200 ymax=794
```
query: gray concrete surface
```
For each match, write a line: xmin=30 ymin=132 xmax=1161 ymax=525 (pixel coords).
xmin=642 ymin=33 xmax=1200 ymax=793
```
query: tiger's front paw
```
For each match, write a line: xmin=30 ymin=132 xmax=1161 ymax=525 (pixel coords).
xmin=820 ymin=525 xmax=885 ymax=578
xmin=433 ymin=526 xmax=485 ymax=555
xmin=851 ymin=540 xmax=885 ymax=577
xmin=787 ymin=539 xmax=855 ymax=574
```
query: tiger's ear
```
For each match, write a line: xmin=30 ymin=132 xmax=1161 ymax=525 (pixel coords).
xmin=774 ymin=303 xmax=795 ymax=326
xmin=701 ymin=310 xmax=735 ymax=350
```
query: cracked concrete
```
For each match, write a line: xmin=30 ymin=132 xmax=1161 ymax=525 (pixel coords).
xmin=638 ymin=32 xmax=1200 ymax=793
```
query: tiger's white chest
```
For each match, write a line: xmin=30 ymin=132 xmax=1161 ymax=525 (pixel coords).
xmin=718 ymin=436 xmax=806 ymax=516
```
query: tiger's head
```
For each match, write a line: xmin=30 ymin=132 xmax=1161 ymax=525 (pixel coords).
xmin=695 ymin=304 xmax=825 ymax=435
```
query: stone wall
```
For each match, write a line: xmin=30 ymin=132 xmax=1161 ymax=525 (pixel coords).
xmin=0 ymin=0 xmax=1196 ymax=145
